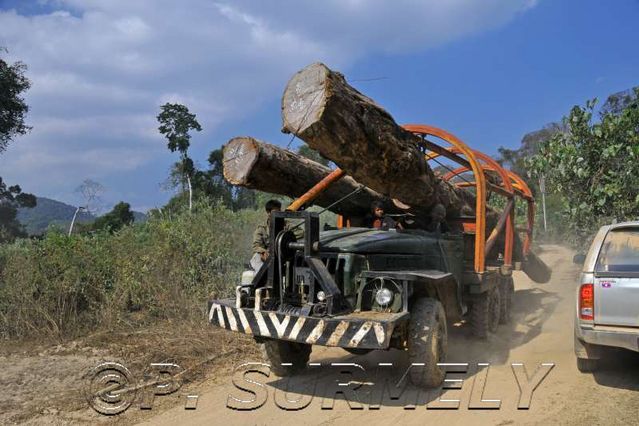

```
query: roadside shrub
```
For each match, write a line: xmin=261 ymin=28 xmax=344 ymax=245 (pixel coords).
xmin=0 ymin=201 xmax=262 ymax=339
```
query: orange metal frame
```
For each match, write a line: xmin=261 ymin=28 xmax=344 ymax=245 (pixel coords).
xmin=287 ymin=168 xmax=345 ymax=212
xmin=289 ymin=124 xmax=535 ymax=274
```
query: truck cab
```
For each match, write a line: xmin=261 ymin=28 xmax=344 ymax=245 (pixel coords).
xmin=209 ymin=210 xmax=508 ymax=387
xmin=208 ymin=123 xmax=546 ymax=388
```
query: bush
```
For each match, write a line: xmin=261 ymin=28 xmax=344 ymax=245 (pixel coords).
xmin=0 ymin=201 xmax=263 ymax=339
xmin=527 ymin=90 xmax=639 ymax=246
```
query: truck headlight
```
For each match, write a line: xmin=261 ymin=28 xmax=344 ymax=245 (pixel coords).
xmin=375 ymin=288 xmax=393 ymax=306
xmin=317 ymin=290 xmax=326 ymax=302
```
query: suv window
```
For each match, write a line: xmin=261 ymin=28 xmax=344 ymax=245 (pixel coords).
xmin=595 ymin=227 xmax=639 ymax=273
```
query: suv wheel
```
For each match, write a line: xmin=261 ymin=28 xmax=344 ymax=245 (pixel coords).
xmin=261 ymin=339 xmax=312 ymax=376
xmin=407 ymin=298 xmax=448 ymax=388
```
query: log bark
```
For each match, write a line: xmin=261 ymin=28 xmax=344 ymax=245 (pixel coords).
xmin=223 ymin=136 xmax=394 ymax=217
xmin=281 ymin=62 xmax=464 ymax=214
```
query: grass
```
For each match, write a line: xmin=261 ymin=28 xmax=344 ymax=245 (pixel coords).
xmin=0 ymin=200 xmax=263 ymax=340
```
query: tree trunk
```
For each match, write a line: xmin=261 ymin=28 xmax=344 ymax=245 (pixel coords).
xmin=223 ymin=136 xmax=394 ymax=217
xmin=281 ymin=62 xmax=465 ymax=215
xmin=68 ymin=206 xmax=81 ymax=236
xmin=187 ymin=175 xmax=193 ymax=211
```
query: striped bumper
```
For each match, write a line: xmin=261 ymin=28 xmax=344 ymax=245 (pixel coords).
xmin=208 ymin=299 xmax=407 ymax=349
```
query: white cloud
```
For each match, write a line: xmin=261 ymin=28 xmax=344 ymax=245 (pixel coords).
xmin=0 ymin=0 xmax=536 ymax=208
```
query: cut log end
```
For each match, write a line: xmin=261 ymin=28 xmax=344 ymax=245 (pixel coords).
xmin=281 ymin=62 xmax=330 ymax=135
xmin=522 ymin=251 xmax=552 ymax=284
xmin=223 ymin=137 xmax=260 ymax=186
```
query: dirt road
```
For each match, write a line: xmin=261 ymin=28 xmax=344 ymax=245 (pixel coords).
xmin=138 ymin=245 xmax=639 ymax=425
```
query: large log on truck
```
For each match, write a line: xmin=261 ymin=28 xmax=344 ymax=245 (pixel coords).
xmin=281 ymin=62 xmax=467 ymax=215
xmin=223 ymin=136 xmax=395 ymax=218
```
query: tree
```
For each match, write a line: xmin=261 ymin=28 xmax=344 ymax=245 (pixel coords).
xmin=92 ymin=201 xmax=134 ymax=233
xmin=527 ymin=89 xmax=639 ymax=246
xmin=0 ymin=48 xmax=31 ymax=154
xmin=0 ymin=50 xmax=35 ymax=242
xmin=157 ymin=103 xmax=202 ymax=211
xmin=497 ymin=122 xmax=566 ymax=185
xmin=70 ymin=179 xmax=105 ymax=235
xmin=75 ymin=179 xmax=105 ymax=214
xmin=0 ymin=177 xmax=36 ymax=242
xmin=601 ymin=87 xmax=638 ymax=116
xmin=202 ymin=147 xmax=233 ymax=206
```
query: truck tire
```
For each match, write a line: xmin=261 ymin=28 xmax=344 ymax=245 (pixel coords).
xmin=407 ymin=298 xmax=447 ymax=388
xmin=576 ymin=357 xmax=599 ymax=373
xmin=470 ymin=287 xmax=501 ymax=339
xmin=498 ymin=276 xmax=514 ymax=324
xmin=261 ymin=339 xmax=312 ymax=376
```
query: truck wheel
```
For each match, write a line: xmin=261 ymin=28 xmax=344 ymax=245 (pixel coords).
xmin=261 ymin=339 xmax=312 ymax=376
xmin=498 ymin=276 xmax=514 ymax=324
xmin=407 ymin=298 xmax=447 ymax=388
xmin=576 ymin=357 xmax=599 ymax=373
xmin=470 ymin=287 xmax=501 ymax=338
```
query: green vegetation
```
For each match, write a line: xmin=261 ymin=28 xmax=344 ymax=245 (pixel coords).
xmin=0 ymin=49 xmax=36 ymax=242
xmin=0 ymin=47 xmax=31 ymax=153
xmin=0 ymin=178 xmax=36 ymax=242
xmin=89 ymin=201 xmax=134 ymax=233
xmin=498 ymin=86 xmax=638 ymax=246
xmin=0 ymin=201 xmax=263 ymax=339
xmin=527 ymin=88 xmax=639 ymax=246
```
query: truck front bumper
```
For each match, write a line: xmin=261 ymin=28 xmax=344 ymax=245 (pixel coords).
xmin=208 ymin=299 xmax=408 ymax=349
xmin=576 ymin=323 xmax=639 ymax=355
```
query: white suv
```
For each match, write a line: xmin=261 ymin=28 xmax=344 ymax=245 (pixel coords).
xmin=574 ymin=221 xmax=639 ymax=372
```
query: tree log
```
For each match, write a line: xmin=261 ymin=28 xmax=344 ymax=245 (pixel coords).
xmin=282 ymin=62 xmax=465 ymax=214
xmin=223 ymin=136 xmax=394 ymax=217
xmin=522 ymin=250 xmax=552 ymax=284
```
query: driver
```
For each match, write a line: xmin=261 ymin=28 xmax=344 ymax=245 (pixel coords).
xmin=367 ymin=201 xmax=403 ymax=230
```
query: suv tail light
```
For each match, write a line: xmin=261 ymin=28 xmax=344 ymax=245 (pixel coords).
xmin=579 ymin=283 xmax=594 ymax=320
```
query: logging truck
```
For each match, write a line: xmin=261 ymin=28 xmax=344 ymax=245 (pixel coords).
xmin=208 ymin=125 xmax=548 ymax=388
xmin=208 ymin=63 xmax=550 ymax=388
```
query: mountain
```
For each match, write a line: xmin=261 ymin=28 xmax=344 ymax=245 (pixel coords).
xmin=17 ymin=197 xmax=147 ymax=235
xmin=132 ymin=211 xmax=148 ymax=223
xmin=17 ymin=197 xmax=95 ymax=235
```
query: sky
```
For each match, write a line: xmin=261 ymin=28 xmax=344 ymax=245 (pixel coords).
xmin=0 ymin=0 xmax=637 ymax=212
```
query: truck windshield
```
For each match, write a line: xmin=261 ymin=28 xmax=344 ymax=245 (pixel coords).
xmin=595 ymin=227 xmax=639 ymax=273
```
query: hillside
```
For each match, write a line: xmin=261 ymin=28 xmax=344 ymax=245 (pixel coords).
xmin=17 ymin=197 xmax=147 ymax=235
xmin=17 ymin=197 xmax=95 ymax=235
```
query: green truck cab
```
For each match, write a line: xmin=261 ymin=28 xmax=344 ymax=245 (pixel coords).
xmin=208 ymin=211 xmax=512 ymax=388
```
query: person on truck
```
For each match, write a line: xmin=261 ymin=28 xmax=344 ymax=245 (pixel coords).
xmin=367 ymin=201 xmax=403 ymax=230
xmin=250 ymin=199 xmax=281 ymax=271
xmin=425 ymin=203 xmax=450 ymax=234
